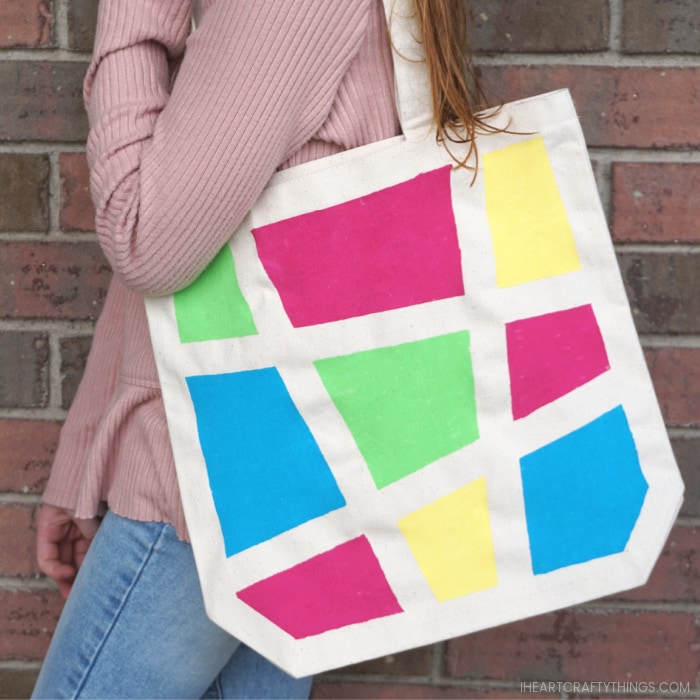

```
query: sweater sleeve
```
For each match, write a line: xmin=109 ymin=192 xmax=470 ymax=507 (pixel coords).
xmin=86 ymin=0 xmax=373 ymax=296
xmin=41 ymin=278 xmax=126 ymax=511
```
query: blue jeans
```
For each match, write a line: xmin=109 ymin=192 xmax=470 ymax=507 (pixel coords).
xmin=32 ymin=511 xmax=312 ymax=699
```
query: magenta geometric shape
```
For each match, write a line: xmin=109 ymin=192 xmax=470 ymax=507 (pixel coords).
xmin=236 ymin=536 xmax=403 ymax=639
xmin=506 ymin=304 xmax=610 ymax=419
xmin=252 ymin=166 xmax=464 ymax=327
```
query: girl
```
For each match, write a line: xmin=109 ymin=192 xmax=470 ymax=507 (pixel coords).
xmin=33 ymin=0 xmax=489 ymax=696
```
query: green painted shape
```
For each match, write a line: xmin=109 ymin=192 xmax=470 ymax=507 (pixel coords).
xmin=314 ymin=331 xmax=479 ymax=489
xmin=174 ymin=245 xmax=257 ymax=343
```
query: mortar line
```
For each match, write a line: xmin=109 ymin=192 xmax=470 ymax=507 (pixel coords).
xmin=0 ymin=493 xmax=43 ymax=505
xmin=431 ymin=641 xmax=445 ymax=680
xmin=0 ymin=48 xmax=90 ymax=62
xmin=0 ymin=231 xmax=98 ymax=243
xmin=0 ymin=576 xmax=56 ymax=592
xmin=640 ymin=335 xmax=700 ymax=348
xmin=667 ymin=427 xmax=700 ymax=439
xmin=0 ymin=318 xmax=96 ymax=333
xmin=613 ymin=243 xmax=700 ymax=254
xmin=580 ymin=600 xmax=700 ymax=613
xmin=0 ymin=143 xmax=86 ymax=154
xmin=47 ymin=151 xmax=62 ymax=236
xmin=588 ymin=148 xmax=700 ymax=164
xmin=474 ymin=52 xmax=700 ymax=68
xmin=48 ymin=332 xmax=64 ymax=411
xmin=608 ymin=0 xmax=625 ymax=54
xmin=0 ymin=659 xmax=42 ymax=670
xmin=0 ymin=407 xmax=68 ymax=422
xmin=595 ymin=158 xmax=613 ymax=221
xmin=54 ymin=0 xmax=70 ymax=49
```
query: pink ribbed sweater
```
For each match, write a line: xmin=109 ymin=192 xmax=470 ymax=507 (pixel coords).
xmin=43 ymin=0 xmax=399 ymax=539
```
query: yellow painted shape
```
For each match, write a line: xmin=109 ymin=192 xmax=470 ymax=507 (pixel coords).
xmin=398 ymin=477 xmax=497 ymax=601
xmin=484 ymin=136 xmax=580 ymax=287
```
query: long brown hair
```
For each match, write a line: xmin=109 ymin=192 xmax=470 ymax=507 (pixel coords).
xmin=409 ymin=0 xmax=499 ymax=170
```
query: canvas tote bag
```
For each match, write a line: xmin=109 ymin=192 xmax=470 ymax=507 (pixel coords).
xmin=145 ymin=0 xmax=684 ymax=678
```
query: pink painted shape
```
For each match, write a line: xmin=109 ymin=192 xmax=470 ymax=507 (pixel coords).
xmin=236 ymin=536 xmax=403 ymax=639
xmin=252 ymin=166 xmax=463 ymax=327
xmin=507 ymin=304 xmax=610 ymax=419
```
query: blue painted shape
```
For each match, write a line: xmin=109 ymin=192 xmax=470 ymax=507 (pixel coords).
xmin=520 ymin=405 xmax=648 ymax=574
xmin=186 ymin=369 xmax=346 ymax=556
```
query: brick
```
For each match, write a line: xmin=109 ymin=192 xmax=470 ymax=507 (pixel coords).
xmin=60 ymin=336 xmax=92 ymax=410
xmin=0 ymin=332 xmax=49 ymax=409
xmin=0 ymin=589 xmax=63 ymax=660
xmin=618 ymin=252 xmax=700 ymax=334
xmin=446 ymin=610 xmax=700 ymax=683
xmin=470 ymin=0 xmax=609 ymax=53
xmin=67 ymin=0 xmax=98 ymax=52
xmin=612 ymin=526 xmax=699 ymax=603
xmin=0 ymin=242 xmax=110 ymax=320
xmin=0 ymin=61 xmax=88 ymax=143
xmin=0 ymin=419 xmax=60 ymax=494
xmin=336 ymin=645 xmax=433 ymax=677
xmin=0 ymin=154 xmax=50 ymax=233
xmin=622 ymin=0 xmax=700 ymax=54
xmin=612 ymin=163 xmax=700 ymax=243
xmin=672 ymin=438 xmax=700 ymax=517
xmin=59 ymin=153 xmax=95 ymax=232
xmin=0 ymin=0 xmax=53 ymax=48
xmin=0 ymin=667 xmax=40 ymax=700
xmin=312 ymin=682 xmax=549 ymax=699
xmin=0 ymin=505 xmax=38 ymax=577
xmin=476 ymin=66 xmax=700 ymax=149
xmin=645 ymin=348 xmax=700 ymax=428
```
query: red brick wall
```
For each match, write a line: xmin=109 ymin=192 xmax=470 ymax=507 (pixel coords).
xmin=0 ymin=1 xmax=698 ymax=698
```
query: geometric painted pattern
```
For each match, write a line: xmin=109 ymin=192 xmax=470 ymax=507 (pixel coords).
xmin=314 ymin=332 xmax=478 ymax=489
xmin=521 ymin=405 xmax=648 ymax=574
xmin=174 ymin=151 xmax=649 ymax=640
xmin=251 ymin=166 xmax=464 ymax=327
xmin=236 ymin=536 xmax=403 ymax=639
xmin=484 ymin=136 xmax=581 ymax=287
xmin=507 ymin=304 xmax=610 ymax=419
xmin=398 ymin=477 xmax=498 ymax=600
xmin=174 ymin=245 xmax=257 ymax=342
xmin=186 ymin=368 xmax=346 ymax=557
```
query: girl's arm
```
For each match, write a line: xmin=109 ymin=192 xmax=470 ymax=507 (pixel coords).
xmin=86 ymin=0 xmax=373 ymax=296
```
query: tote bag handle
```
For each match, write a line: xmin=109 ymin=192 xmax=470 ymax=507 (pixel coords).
xmin=382 ymin=0 xmax=434 ymax=142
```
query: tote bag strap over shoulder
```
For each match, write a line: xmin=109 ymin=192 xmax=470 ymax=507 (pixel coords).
xmin=382 ymin=0 xmax=434 ymax=142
